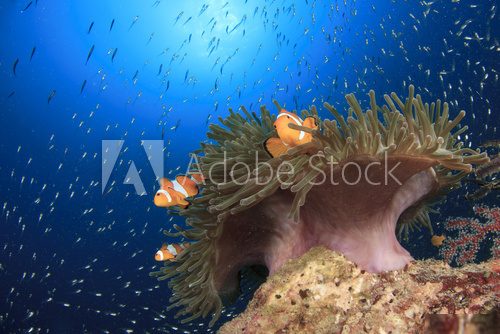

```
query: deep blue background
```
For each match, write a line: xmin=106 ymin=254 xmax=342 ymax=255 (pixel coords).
xmin=0 ymin=0 xmax=498 ymax=332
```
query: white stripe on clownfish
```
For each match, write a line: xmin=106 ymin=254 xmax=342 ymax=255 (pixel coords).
xmin=167 ymin=244 xmax=177 ymax=256
xmin=172 ymin=180 xmax=189 ymax=197
xmin=156 ymin=189 xmax=172 ymax=202
xmin=276 ymin=112 xmax=306 ymax=140
xmin=156 ymin=250 xmax=164 ymax=261
xmin=277 ymin=112 xmax=303 ymax=125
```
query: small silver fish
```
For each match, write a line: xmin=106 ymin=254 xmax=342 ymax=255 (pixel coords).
xmin=111 ymin=48 xmax=118 ymax=62
xmin=13 ymin=58 xmax=19 ymax=75
xmin=86 ymin=45 xmax=95 ymax=65
xmin=47 ymin=90 xmax=56 ymax=104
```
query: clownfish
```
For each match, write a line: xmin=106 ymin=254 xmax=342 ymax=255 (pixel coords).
xmin=154 ymin=174 xmax=204 ymax=209
xmin=154 ymin=242 xmax=190 ymax=261
xmin=264 ymin=110 xmax=318 ymax=158
xmin=431 ymin=234 xmax=445 ymax=247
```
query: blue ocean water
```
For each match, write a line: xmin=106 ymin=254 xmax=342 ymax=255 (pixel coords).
xmin=0 ymin=0 xmax=498 ymax=332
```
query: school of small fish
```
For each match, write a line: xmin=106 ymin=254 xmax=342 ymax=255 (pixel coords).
xmin=0 ymin=0 xmax=498 ymax=332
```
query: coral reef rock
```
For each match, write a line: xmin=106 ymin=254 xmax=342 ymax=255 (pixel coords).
xmin=219 ymin=247 xmax=499 ymax=334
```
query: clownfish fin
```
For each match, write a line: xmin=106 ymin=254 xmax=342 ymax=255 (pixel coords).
xmin=175 ymin=175 xmax=190 ymax=187
xmin=190 ymin=173 xmax=204 ymax=184
xmin=161 ymin=243 xmax=168 ymax=250
xmin=175 ymin=175 xmax=199 ymax=197
xmin=159 ymin=177 xmax=173 ymax=189
xmin=177 ymin=197 xmax=191 ymax=209
xmin=264 ymin=137 xmax=288 ymax=158
xmin=302 ymin=116 xmax=318 ymax=130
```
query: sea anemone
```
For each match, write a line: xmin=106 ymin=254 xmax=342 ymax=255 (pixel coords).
xmin=150 ymin=85 xmax=488 ymax=326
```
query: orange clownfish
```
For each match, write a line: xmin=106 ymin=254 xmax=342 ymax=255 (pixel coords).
xmin=153 ymin=174 xmax=204 ymax=209
xmin=431 ymin=235 xmax=445 ymax=247
xmin=154 ymin=243 xmax=190 ymax=261
xmin=264 ymin=110 xmax=318 ymax=158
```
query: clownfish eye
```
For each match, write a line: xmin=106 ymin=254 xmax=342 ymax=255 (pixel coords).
xmin=286 ymin=115 xmax=290 ymax=119
xmin=156 ymin=192 xmax=160 ymax=196
xmin=273 ymin=125 xmax=277 ymax=128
